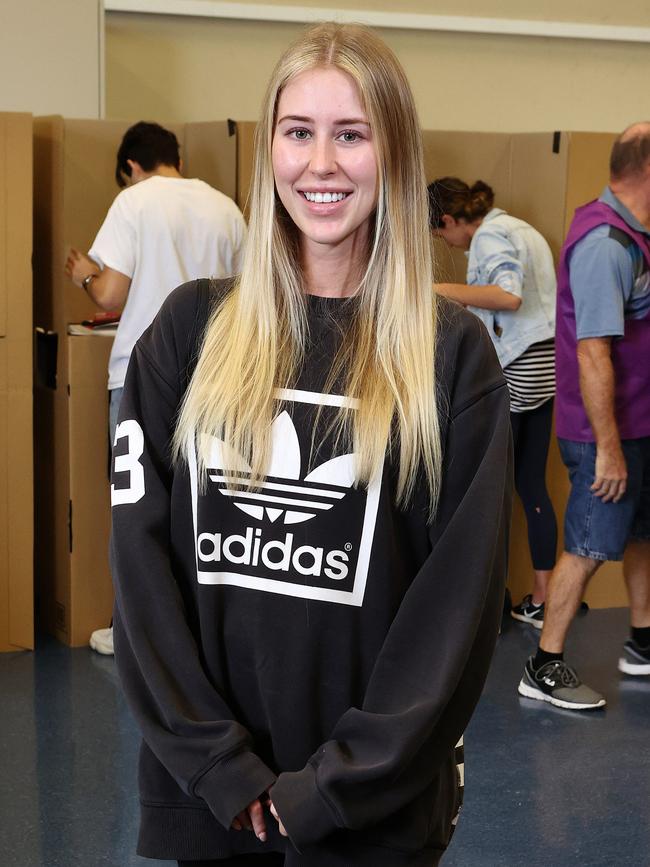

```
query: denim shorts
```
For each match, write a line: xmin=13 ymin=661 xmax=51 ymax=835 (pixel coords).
xmin=558 ymin=437 xmax=650 ymax=561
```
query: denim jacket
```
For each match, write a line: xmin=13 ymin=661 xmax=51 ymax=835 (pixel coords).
xmin=466 ymin=208 xmax=556 ymax=368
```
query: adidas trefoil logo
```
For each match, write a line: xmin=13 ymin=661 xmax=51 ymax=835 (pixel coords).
xmin=206 ymin=411 xmax=356 ymax=526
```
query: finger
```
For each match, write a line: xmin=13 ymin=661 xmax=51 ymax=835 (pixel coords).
xmin=231 ymin=819 xmax=242 ymax=831
xmin=591 ymin=482 xmax=608 ymax=499
xmin=590 ymin=477 xmax=605 ymax=494
xmin=269 ymin=802 xmax=288 ymax=837
xmin=612 ymin=479 xmax=627 ymax=503
xmin=237 ymin=810 xmax=252 ymax=831
xmin=599 ymin=482 xmax=617 ymax=503
xmin=248 ymin=799 xmax=267 ymax=841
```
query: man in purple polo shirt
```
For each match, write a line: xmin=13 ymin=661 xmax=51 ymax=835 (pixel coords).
xmin=518 ymin=123 xmax=650 ymax=711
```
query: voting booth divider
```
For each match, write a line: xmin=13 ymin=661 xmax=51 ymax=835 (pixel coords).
xmin=0 ymin=113 xmax=33 ymax=652
xmin=33 ymin=118 xmax=239 ymax=646
xmin=32 ymin=121 xmax=624 ymax=648
xmin=421 ymin=129 xmax=624 ymax=608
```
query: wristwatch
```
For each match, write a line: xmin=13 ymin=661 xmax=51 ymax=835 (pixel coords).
xmin=82 ymin=273 xmax=97 ymax=292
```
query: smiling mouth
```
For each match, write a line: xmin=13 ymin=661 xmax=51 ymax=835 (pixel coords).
xmin=301 ymin=191 xmax=350 ymax=203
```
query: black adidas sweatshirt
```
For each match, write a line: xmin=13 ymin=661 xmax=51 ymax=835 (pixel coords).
xmin=111 ymin=279 xmax=512 ymax=866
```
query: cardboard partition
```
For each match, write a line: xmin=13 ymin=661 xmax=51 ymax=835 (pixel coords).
xmin=508 ymin=131 xmax=625 ymax=610
xmin=38 ymin=334 xmax=114 ymax=645
xmin=509 ymin=132 xmax=570 ymax=260
xmin=421 ymin=129 xmax=626 ymax=609
xmin=0 ymin=354 xmax=34 ymax=652
xmin=33 ymin=117 xmax=183 ymax=339
xmin=33 ymin=117 xmax=238 ymax=645
xmin=33 ymin=117 xmax=236 ymax=339
xmin=422 ymin=131 xmax=513 ymax=284
xmin=185 ymin=120 xmax=237 ymax=203
xmin=230 ymin=119 xmax=257 ymax=216
xmin=0 ymin=112 xmax=33 ymax=653
xmin=66 ymin=335 xmax=115 ymax=645
xmin=0 ymin=113 xmax=32 ymax=390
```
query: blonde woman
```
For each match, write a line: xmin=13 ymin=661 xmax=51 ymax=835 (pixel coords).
xmin=111 ymin=23 xmax=511 ymax=867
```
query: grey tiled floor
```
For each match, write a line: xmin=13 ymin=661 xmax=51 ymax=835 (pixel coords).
xmin=1 ymin=608 xmax=648 ymax=866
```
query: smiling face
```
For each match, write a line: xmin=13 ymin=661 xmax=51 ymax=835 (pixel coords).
xmin=272 ymin=66 xmax=379 ymax=271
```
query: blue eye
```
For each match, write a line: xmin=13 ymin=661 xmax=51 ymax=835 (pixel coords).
xmin=290 ymin=129 xmax=310 ymax=140
xmin=339 ymin=131 xmax=361 ymax=143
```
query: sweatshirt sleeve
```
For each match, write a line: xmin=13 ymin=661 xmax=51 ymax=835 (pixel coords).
xmin=270 ymin=309 xmax=512 ymax=850
xmin=111 ymin=286 xmax=277 ymax=829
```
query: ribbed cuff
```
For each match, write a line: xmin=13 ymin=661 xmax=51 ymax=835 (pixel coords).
xmin=194 ymin=749 xmax=277 ymax=828
xmin=271 ymin=762 xmax=339 ymax=851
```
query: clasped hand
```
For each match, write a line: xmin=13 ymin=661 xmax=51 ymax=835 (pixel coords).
xmin=231 ymin=793 xmax=287 ymax=843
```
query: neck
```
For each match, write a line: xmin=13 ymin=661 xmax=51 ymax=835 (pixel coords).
xmin=609 ymin=180 xmax=650 ymax=230
xmin=139 ymin=165 xmax=183 ymax=182
xmin=463 ymin=218 xmax=483 ymax=250
xmin=301 ymin=232 xmax=368 ymax=298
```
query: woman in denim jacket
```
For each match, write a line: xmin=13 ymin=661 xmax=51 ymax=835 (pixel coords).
xmin=428 ymin=177 xmax=557 ymax=628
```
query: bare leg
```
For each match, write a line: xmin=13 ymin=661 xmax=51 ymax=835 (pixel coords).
xmin=539 ymin=552 xmax=601 ymax=653
xmin=531 ymin=569 xmax=552 ymax=605
xmin=624 ymin=540 xmax=650 ymax=629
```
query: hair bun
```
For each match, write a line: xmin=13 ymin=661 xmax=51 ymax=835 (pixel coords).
xmin=469 ymin=181 xmax=495 ymax=210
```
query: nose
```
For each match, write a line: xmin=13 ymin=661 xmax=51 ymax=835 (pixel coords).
xmin=309 ymin=134 xmax=336 ymax=176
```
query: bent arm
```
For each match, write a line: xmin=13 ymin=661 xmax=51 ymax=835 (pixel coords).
xmin=435 ymin=281 xmax=522 ymax=310
xmin=65 ymin=247 xmax=131 ymax=310
xmin=86 ymin=265 xmax=130 ymax=310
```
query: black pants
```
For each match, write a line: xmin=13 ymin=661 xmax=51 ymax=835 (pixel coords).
xmin=510 ymin=399 xmax=558 ymax=571
xmin=178 ymin=856 xmax=285 ymax=866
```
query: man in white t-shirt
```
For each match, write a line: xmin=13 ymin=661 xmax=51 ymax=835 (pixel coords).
xmin=65 ymin=121 xmax=247 ymax=655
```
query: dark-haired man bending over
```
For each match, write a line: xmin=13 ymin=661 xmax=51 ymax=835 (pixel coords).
xmin=65 ymin=121 xmax=247 ymax=655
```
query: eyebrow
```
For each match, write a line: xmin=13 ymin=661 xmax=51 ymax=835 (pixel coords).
xmin=276 ymin=114 xmax=370 ymax=126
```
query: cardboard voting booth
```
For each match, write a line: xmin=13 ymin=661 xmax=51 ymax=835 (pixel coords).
xmin=33 ymin=118 xmax=238 ymax=646
xmin=421 ymin=129 xmax=623 ymax=608
xmin=0 ymin=112 xmax=33 ymax=652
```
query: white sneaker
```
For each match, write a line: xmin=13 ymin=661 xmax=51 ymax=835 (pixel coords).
xmin=89 ymin=626 xmax=114 ymax=655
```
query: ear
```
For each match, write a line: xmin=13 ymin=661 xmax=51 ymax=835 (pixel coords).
xmin=126 ymin=158 xmax=144 ymax=179
xmin=178 ymin=158 xmax=184 ymax=174
xmin=441 ymin=214 xmax=456 ymax=229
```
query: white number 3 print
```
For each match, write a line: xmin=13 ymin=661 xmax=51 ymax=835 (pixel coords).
xmin=111 ymin=419 xmax=146 ymax=505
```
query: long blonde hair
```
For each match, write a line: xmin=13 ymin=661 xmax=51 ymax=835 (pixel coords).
xmin=174 ymin=22 xmax=442 ymax=516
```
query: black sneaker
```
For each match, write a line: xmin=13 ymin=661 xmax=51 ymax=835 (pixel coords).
xmin=618 ymin=639 xmax=650 ymax=676
xmin=518 ymin=656 xmax=606 ymax=710
xmin=511 ymin=594 xmax=544 ymax=629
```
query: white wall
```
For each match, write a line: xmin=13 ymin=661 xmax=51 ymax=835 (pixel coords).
xmin=104 ymin=3 xmax=650 ymax=132
xmin=0 ymin=0 xmax=103 ymax=117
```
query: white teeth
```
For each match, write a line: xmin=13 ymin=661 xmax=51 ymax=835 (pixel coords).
xmin=303 ymin=191 xmax=347 ymax=203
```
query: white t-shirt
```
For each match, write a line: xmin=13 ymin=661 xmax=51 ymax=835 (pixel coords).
xmin=89 ymin=175 xmax=246 ymax=389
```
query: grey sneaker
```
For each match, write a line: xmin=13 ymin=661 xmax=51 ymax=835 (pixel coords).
xmin=511 ymin=594 xmax=544 ymax=628
xmin=618 ymin=639 xmax=650 ymax=676
xmin=518 ymin=657 xmax=606 ymax=710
